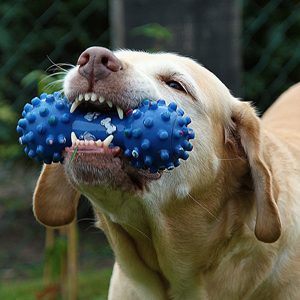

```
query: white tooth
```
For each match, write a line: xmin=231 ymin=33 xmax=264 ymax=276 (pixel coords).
xmin=99 ymin=96 xmax=105 ymax=103
xmin=71 ymin=132 xmax=77 ymax=144
xmin=107 ymin=100 xmax=113 ymax=108
xmin=70 ymin=100 xmax=80 ymax=113
xmin=91 ymin=93 xmax=97 ymax=101
xmin=96 ymin=139 xmax=103 ymax=147
xmin=80 ymin=141 xmax=85 ymax=146
xmin=89 ymin=140 xmax=95 ymax=146
xmin=117 ymin=106 xmax=124 ymax=120
xmin=103 ymin=135 xmax=114 ymax=148
xmin=78 ymin=94 xmax=84 ymax=101
xmin=75 ymin=140 xmax=80 ymax=146
xmin=85 ymin=93 xmax=91 ymax=101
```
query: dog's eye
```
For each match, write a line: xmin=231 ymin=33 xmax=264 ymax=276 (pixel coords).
xmin=166 ymin=81 xmax=186 ymax=92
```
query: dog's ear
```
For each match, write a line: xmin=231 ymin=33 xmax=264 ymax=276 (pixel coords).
xmin=33 ymin=163 xmax=81 ymax=228
xmin=227 ymin=101 xmax=281 ymax=243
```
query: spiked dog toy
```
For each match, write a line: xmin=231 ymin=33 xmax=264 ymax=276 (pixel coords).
xmin=17 ymin=92 xmax=194 ymax=173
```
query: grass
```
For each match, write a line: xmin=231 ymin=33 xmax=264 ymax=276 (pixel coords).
xmin=0 ymin=267 xmax=112 ymax=300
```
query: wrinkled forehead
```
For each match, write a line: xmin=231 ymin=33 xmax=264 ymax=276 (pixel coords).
xmin=114 ymin=50 xmax=234 ymax=116
xmin=114 ymin=50 xmax=200 ymax=76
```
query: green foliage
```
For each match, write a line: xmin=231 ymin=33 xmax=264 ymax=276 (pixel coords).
xmin=130 ymin=23 xmax=174 ymax=52
xmin=45 ymin=236 xmax=68 ymax=278
xmin=0 ymin=268 xmax=112 ymax=300
xmin=131 ymin=23 xmax=174 ymax=42
xmin=0 ymin=101 xmax=20 ymax=160
xmin=21 ymin=70 xmax=65 ymax=96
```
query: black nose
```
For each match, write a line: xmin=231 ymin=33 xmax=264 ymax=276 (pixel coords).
xmin=77 ymin=47 xmax=122 ymax=82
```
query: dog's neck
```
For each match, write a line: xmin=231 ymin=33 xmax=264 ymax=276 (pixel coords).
xmin=91 ymin=165 xmax=257 ymax=296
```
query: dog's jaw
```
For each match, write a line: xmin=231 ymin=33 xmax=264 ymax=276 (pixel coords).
xmin=63 ymin=144 xmax=161 ymax=193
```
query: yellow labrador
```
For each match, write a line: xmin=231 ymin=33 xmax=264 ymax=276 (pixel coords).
xmin=33 ymin=47 xmax=300 ymax=300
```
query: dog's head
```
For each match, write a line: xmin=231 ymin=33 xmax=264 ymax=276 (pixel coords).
xmin=33 ymin=47 xmax=281 ymax=243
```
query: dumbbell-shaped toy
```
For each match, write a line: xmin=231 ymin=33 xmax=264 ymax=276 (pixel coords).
xmin=17 ymin=92 xmax=194 ymax=173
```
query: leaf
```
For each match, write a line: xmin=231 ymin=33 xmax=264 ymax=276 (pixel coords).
xmin=130 ymin=23 xmax=174 ymax=41
xmin=67 ymin=146 xmax=78 ymax=169
xmin=21 ymin=70 xmax=44 ymax=87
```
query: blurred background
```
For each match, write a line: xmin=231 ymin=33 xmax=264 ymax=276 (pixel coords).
xmin=1 ymin=0 xmax=300 ymax=299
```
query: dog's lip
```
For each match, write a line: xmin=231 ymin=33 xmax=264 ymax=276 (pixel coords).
xmin=64 ymin=144 xmax=122 ymax=155
xmin=63 ymin=144 xmax=123 ymax=175
xmin=63 ymin=144 xmax=162 ymax=185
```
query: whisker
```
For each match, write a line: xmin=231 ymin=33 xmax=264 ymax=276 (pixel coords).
xmin=124 ymin=223 xmax=152 ymax=242
xmin=42 ymin=81 xmax=63 ymax=93
xmin=45 ymin=72 xmax=68 ymax=77
xmin=43 ymin=79 xmax=63 ymax=86
xmin=46 ymin=56 xmax=75 ymax=73
xmin=76 ymin=218 xmax=96 ymax=223
xmin=105 ymin=218 xmax=152 ymax=242
xmin=53 ymin=62 xmax=76 ymax=68
xmin=85 ymin=225 xmax=98 ymax=231
xmin=187 ymin=193 xmax=220 ymax=223
xmin=39 ymin=73 xmax=65 ymax=85
xmin=217 ymin=157 xmax=241 ymax=161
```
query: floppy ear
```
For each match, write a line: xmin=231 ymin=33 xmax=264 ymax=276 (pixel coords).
xmin=33 ymin=163 xmax=81 ymax=228
xmin=228 ymin=101 xmax=281 ymax=243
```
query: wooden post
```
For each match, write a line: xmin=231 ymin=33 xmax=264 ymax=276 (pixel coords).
xmin=68 ymin=221 xmax=78 ymax=300
xmin=41 ymin=222 xmax=78 ymax=300
xmin=43 ymin=228 xmax=55 ymax=285
xmin=59 ymin=227 xmax=68 ymax=300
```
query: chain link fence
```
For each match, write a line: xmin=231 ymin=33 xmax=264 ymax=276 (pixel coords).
xmin=1 ymin=0 xmax=300 ymax=298
xmin=242 ymin=0 xmax=300 ymax=113
xmin=1 ymin=0 xmax=109 ymax=108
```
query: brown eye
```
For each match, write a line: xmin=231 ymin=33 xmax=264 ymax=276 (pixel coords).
xmin=166 ymin=81 xmax=186 ymax=92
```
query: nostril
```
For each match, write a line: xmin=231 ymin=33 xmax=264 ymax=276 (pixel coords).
xmin=77 ymin=53 xmax=90 ymax=67
xmin=101 ymin=56 xmax=109 ymax=67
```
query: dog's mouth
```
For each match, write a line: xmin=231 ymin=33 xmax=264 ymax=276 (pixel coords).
xmin=63 ymin=92 xmax=161 ymax=192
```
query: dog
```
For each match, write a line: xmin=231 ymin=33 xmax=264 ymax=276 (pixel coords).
xmin=33 ymin=47 xmax=300 ymax=299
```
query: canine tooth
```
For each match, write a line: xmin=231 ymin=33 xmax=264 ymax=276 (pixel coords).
xmin=70 ymin=100 xmax=80 ymax=113
xmin=91 ymin=93 xmax=97 ymax=101
xmin=71 ymin=132 xmax=77 ymax=144
xmin=107 ymin=100 xmax=113 ymax=108
xmin=85 ymin=93 xmax=91 ymax=101
xmin=96 ymin=139 xmax=103 ymax=147
xmin=78 ymin=94 xmax=84 ymax=101
xmin=103 ymin=135 xmax=114 ymax=148
xmin=99 ymin=96 xmax=105 ymax=103
xmin=117 ymin=106 xmax=124 ymax=120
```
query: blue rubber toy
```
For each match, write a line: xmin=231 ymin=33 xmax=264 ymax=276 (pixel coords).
xmin=17 ymin=92 xmax=194 ymax=173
